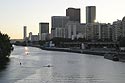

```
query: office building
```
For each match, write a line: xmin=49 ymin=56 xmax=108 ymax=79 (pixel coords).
xmin=76 ymin=23 xmax=86 ymax=39
xmin=85 ymin=23 xmax=98 ymax=40
xmin=112 ymin=20 xmax=122 ymax=41
xmin=122 ymin=16 xmax=125 ymax=37
xmin=51 ymin=16 xmax=69 ymax=28
xmin=29 ymin=32 xmax=39 ymax=42
xmin=86 ymin=6 xmax=96 ymax=23
xmin=54 ymin=28 xmax=66 ymax=38
xmin=64 ymin=21 xmax=86 ymax=39
xmin=85 ymin=23 xmax=111 ymax=41
xmin=39 ymin=23 xmax=49 ymax=40
xmin=99 ymin=23 xmax=111 ymax=40
xmin=29 ymin=32 xmax=32 ymax=41
xmin=66 ymin=8 xmax=81 ymax=23
xmin=51 ymin=28 xmax=55 ymax=39
xmin=23 ymin=26 xmax=27 ymax=41
xmin=51 ymin=16 xmax=69 ymax=38
xmin=65 ymin=21 xmax=80 ymax=39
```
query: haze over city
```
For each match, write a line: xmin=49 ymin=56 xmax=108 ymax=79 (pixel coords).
xmin=0 ymin=0 xmax=125 ymax=39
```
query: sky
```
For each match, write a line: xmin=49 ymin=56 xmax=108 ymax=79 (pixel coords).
xmin=0 ymin=0 xmax=125 ymax=39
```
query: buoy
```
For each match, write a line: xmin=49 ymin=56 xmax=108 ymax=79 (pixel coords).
xmin=20 ymin=62 xmax=21 ymax=65
xmin=47 ymin=65 xmax=50 ymax=67
xmin=43 ymin=65 xmax=53 ymax=67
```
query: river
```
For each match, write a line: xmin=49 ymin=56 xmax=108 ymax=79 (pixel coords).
xmin=0 ymin=46 xmax=125 ymax=83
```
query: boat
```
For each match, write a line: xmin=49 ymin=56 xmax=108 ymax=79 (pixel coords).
xmin=112 ymin=54 xmax=119 ymax=61
xmin=43 ymin=65 xmax=53 ymax=67
xmin=104 ymin=53 xmax=119 ymax=61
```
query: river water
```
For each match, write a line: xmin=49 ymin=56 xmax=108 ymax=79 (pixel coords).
xmin=0 ymin=46 xmax=125 ymax=83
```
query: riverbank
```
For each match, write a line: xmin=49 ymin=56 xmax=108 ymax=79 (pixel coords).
xmin=39 ymin=46 xmax=110 ymax=55
xmin=39 ymin=46 xmax=125 ymax=62
xmin=29 ymin=45 xmax=103 ymax=55
xmin=18 ymin=45 xmax=125 ymax=62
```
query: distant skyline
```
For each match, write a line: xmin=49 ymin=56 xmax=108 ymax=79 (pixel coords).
xmin=0 ymin=0 xmax=125 ymax=39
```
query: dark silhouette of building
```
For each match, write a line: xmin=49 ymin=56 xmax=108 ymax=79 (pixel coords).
xmin=66 ymin=8 xmax=81 ymax=23
xmin=39 ymin=23 xmax=49 ymax=40
xmin=39 ymin=23 xmax=49 ymax=33
xmin=86 ymin=6 xmax=96 ymax=23
xmin=23 ymin=26 xmax=27 ymax=41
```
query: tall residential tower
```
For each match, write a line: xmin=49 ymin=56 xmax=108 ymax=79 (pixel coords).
xmin=23 ymin=26 xmax=27 ymax=41
xmin=86 ymin=6 xmax=96 ymax=23
xmin=51 ymin=16 xmax=69 ymax=38
xmin=66 ymin=8 xmax=81 ymax=23
xmin=39 ymin=22 xmax=49 ymax=41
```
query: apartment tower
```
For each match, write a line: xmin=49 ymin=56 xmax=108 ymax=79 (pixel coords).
xmin=86 ymin=6 xmax=96 ymax=23
xmin=66 ymin=8 xmax=81 ymax=23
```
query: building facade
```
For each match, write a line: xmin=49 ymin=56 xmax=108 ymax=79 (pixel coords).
xmin=39 ymin=23 xmax=49 ymax=41
xmin=66 ymin=8 xmax=81 ymax=23
xmin=112 ymin=20 xmax=122 ymax=41
xmin=51 ymin=16 xmax=69 ymax=28
xmin=65 ymin=22 xmax=77 ymax=39
xmin=85 ymin=23 xmax=112 ymax=41
xmin=65 ymin=22 xmax=86 ymax=39
xmin=99 ymin=23 xmax=111 ymax=41
xmin=86 ymin=6 xmax=96 ymax=23
xmin=23 ymin=26 xmax=27 ymax=41
xmin=51 ymin=16 xmax=69 ymax=38
xmin=28 ymin=32 xmax=39 ymax=42
xmin=85 ymin=23 xmax=98 ymax=40
xmin=122 ymin=16 xmax=125 ymax=37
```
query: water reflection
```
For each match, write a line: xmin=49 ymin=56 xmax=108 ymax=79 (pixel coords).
xmin=51 ymin=52 xmax=83 ymax=83
xmin=0 ymin=58 xmax=10 ymax=81
xmin=0 ymin=58 xmax=10 ymax=71
xmin=24 ymin=47 xmax=30 ymax=55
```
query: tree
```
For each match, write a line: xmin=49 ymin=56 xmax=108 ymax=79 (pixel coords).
xmin=0 ymin=32 xmax=12 ymax=59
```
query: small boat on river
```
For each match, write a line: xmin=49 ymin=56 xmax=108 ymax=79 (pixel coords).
xmin=104 ymin=53 xmax=119 ymax=61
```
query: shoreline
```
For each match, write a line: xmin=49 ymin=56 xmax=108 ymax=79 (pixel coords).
xmin=40 ymin=46 xmax=106 ymax=55
xmin=39 ymin=46 xmax=125 ymax=62
xmin=15 ymin=45 xmax=125 ymax=62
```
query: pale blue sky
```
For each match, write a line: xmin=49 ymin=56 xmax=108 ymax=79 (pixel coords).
xmin=0 ymin=0 xmax=125 ymax=39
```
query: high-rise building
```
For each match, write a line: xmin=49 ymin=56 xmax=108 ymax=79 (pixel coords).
xmin=39 ymin=23 xmax=49 ymax=40
xmin=99 ymin=23 xmax=111 ymax=40
xmin=23 ymin=26 xmax=27 ymax=41
xmin=85 ymin=23 xmax=111 ymax=41
xmin=51 ymin=16 xmax=69 ymax=38
xmin=65 ymin=22 xmax=77 ymax=39
xmin=86 ymin=6 xmax=96 ymax=23
xmin=66 ymin=8 xmax=80 ymax=23
xmin=112 ymin=20 xmax=122 ymax=41
xmin=65 ymin=22 xmax=86 ymax=39
xmin=51 ymin=16 xmax=69 ymax=28
xmin=122 ymin=16 xmax=125 ymax=37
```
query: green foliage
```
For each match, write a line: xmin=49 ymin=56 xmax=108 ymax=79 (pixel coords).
xmin=0 ymin=32 xmax=12 ymax=58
